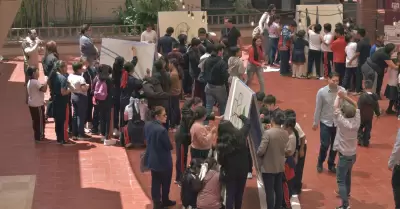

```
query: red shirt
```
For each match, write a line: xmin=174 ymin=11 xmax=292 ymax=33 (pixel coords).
xmin=248 ymin=46 xmax=264 ymax=67
xmin=331 ymin=36 xmax=346 ymax=63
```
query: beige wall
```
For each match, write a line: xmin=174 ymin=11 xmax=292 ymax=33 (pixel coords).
xmin=0 ymin=0 xmax=22 ymax=52
xmin=47 ymin=0 xmax=125 ymax=23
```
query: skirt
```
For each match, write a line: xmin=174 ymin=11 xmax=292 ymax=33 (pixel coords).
xmin=292 ymin=50 xmax=306 ymax=63
xmin=384 ymin=85 xmax=398 ymax=101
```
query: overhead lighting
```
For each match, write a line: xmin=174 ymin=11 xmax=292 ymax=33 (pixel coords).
xmin=191 ymin=12 xmax=195 ymax=20
xmin=187 ymin=10 xmax=190 ymax=17
xmin=182 ymin=3 xmax=185 ymax=9
xmin=201 ymin=12 xmax=205 ymax=23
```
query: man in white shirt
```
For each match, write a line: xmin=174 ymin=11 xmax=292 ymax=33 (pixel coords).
xmin=321 ymin=23 xmax=334 ymax=78
xmin=307 ymin=24 xmax=323 ymax=79
xmin=343 ymin=35 xmax=358 ymax=92
xmin=141 ymin=24 xmax=158 ymax=43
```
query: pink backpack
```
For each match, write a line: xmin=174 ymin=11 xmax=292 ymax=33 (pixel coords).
xmin=94 ymin=80 xmax=108 ymax=101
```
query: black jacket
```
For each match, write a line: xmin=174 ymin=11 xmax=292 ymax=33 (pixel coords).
xmin=142 ymin=77 xmax=169 ymax=108
xmin=203 ymin=53 xmax=229 ymax=86
xmin=357 ymin=92 xmax=380 ymax=122
xmin=217 ymin=116 xmax=251 ymax=181
xmin=42 ymin=53 xmax=58 ymax=77
xmin=188 ymin=47 xmax=201 ymax=79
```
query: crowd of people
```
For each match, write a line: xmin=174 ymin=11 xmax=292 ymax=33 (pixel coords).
xmin=20 ymin=3 xmax=400 ymax=209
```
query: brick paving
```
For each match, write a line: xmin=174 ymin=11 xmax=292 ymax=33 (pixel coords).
xmin=0 ymin=55 xmax=396 ymax=209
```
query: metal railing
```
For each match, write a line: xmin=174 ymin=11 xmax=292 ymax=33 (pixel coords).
xmin=6 ymin=24 xmax=144 ymax=41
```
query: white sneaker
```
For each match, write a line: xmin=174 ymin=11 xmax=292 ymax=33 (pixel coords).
xmin=104 ymin=139 xmax=117 ymax=146
xmin=319 ymin=77 xmax=325 ymax=80
xmin=112 ymin=128 xmax=120 ymax=138
xmin=247 ymin=172 xmax=253 ymax=179
xmin=86 ymin=122 xmax=93 ymax=129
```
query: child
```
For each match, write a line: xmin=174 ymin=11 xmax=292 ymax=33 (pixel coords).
xmin=357 ymin=80 xmax=380 ymax=147
xmin=278 ymin=21 xmax=297 ymax=76
xmin=181 ymin=158 xmax=202 ymax=209
xmin=291 ymin=30 xmax=308 ymax=78
xmin=343 ymin=34 xmax=357 ymax=92
xmin=122 ymin=96 xmax=145 ymax=148
xmin=384 ymin=52 xmax=400 ymax=115
xmin=370 ymin=34 xmax=385 ymax=57
xmin=94 ymin=64 xmax=114 ymax=145
xmin=255 ymin=91 xmax=265 ymax=107
xmin=196 ymin=157 xmax=222 ymax=209
xmin=260 ymin=94 xmax=281 ymax=125
xmin=282 ymin=116 xmax=297 ymax=209
xmin=26 ymin=66 xmax=48 ymax=143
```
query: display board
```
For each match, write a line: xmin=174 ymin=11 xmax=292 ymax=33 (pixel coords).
xmin=0 ymin=0 xmax=22 ymax=54
xmin=158 ymin=11 xmax=208 ymax=41
xmin=224 ymin=77 xmax=266 ymax=209
xmin=296 ymin=4 xmax=343 ymax=77
xmin=100 ymin=38 xmax=155 ymax=79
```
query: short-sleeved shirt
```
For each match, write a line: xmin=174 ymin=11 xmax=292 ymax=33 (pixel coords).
xmin=356 ymin=37 xmax=371 ymax=66
xmin=221 ymin=27 xmax=241 ymax=47
xmin=370 ymin=49 xmax=391 ymax=74
xmin=321 ymin=32 xmax=333 ymax=52
xmin=27 ymin=79 xmax=45 ymax=107
xmin=295 ymin=123 xmax=306 ymax=144
xmin=286 ymin=133 xmax=297 ymax=155
xmin=52 ymin=73 xmax=69 ymax=104
xmin=308 ymin=30 xmax=321 ymax=51
xmin=345 ymin=42 xmax=358 ymax=68
xmin=68 ymin=73 xmax=87 ymax=95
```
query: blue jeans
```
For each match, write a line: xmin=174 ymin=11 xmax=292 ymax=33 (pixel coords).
xmin=318 ymin=122 xmax=337 ymax=167
xmin=71 ymin=93 xmax=88 ymax=136
xmin=204 ymin=83 xmax=227 ymax=125
xmin=336 ymin=153 xmax=356 ymax=207
xmin=269 ymin=37 xmax=279 ymax=64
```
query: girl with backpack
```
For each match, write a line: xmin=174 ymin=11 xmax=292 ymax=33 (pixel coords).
xmin=122 ymin=96 xmax=146 ymax=148
xmin=181 ymin=158 xmax=203 ymax=209
xmin=196 ymin=157 xmax=222 ymax=209
xmin=94 ymin=64 xmax=114 ymax=145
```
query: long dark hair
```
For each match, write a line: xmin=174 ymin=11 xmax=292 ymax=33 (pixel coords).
xmin=189 ymin=106 xmax=207 ymax=128
xmin=112 ymin=56 xmax=124 ymax=86
xmin=168 ymin=58 xmax=184 ymax=80
xmin=98 ymin=64 xmax=112 ymax=82
xmin=252 ymin=36 xmax=262 ymax=61
xmin=216 ymin=120 xmax=244 ymax=156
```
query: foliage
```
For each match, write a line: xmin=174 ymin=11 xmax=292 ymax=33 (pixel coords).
xmin=232 ymin=0 xmax=259 ymax=14
xmin=14 ymin=0 xmax=47 ymax=28
xmin=114 ymin=0 xmax=178 ymax=27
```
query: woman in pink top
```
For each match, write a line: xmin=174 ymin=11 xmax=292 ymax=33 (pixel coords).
xmin=190 ymin=106 xmax=216 ymax=159
xmin=196 ymin=158 xmax=221 ymax=209
xmin=268 ymin=14 xmax=281 ymax=66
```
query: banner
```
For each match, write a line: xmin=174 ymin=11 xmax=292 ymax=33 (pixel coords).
xmin=100 ymin=38 xmax=155 ymax=79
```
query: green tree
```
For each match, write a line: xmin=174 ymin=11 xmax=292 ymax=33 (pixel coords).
xmin=114 ymin=0 xmax=177 ymax=26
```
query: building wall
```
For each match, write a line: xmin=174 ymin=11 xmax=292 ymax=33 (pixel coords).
xmin=357 ymin=0 xmax=378 ymax=42
xmin=0 ymin=0 xmax=22 ymax=52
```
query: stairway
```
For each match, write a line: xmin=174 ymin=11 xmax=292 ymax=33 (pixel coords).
xmin=0 ymin=0 xmax=22 ymax=54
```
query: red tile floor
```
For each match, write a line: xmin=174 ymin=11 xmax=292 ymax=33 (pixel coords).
xmin=0 ymin=55 xmax=396 ymax=209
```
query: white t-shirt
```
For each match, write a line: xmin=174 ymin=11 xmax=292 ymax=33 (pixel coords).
xmin=141 ymin=30 xmax=157 ymax=43
xmin=345 ymin=42 xmax=358 ymax=68
xmin=27 ymin=79 xmax=45 ymax=107
xmin=308 ymin=30 xmax=322 ymax=51
xmin=68 ymin=74 xmax=87 ymax=95
xmin=321 ymin=32 xmax=333 ymax=52
xmin=295 ymin=123 xmax=307 ymax=144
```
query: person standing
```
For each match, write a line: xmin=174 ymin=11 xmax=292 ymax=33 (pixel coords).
xmin=278 ymin=21 xmax=297 ymax=76
xmin=389 ymin=129 xmax=400 ymax=209
xmin=26 ymin=66 xmax=47 ymax=143
xmin=221 ymin=18 xmax=241 ymax=52
xmin=141 ymin=23 xmax=158 ymax=43
xmin=79 ymin=24 xmax=98 ymax=65
xmin=203 ymin=44 xmax=229 ymax=119
xmin=267 ymin=15 xmax=281 ymax=67
xmin=349 ymin=28 xmax=371 ymax=95
xmin=307 ymin=24 xmax=323 ymax=79
xmin=258 ymin=4 xmax=276 ymax=61
xmin=313 ymin=72 xmax=345 ymax=173
xmin=158 ymin=27 xmax=177 ymax=57
xmin=332 ymin=91 xmax=360 ymax=209
xmin=331 ymin=27 xmax=347 ymax=86
xmin=343 ymin=34 xmax=358 ymax=92
xmin=49 ymin=61 xmax=75 ymax=146
xmin=246 ymin=36 xmax=266 ymax=93
xmin=42 ymin=41 xmax=59 ymax=119
xmin=68 ymin=62 xmax=91 ymax=140
xmin=144 ymin=106 xmax=176 ymax=209
xmin=370 ymin=34 xmax=384 ymax=57
xmin=321 ymin=23 xmax=334 ymax=78
xmin=257 ymin=111 xmax=289 ymax=209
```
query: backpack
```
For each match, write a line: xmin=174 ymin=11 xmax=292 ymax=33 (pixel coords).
xmin=281 ymin=25 xmax=291 ymax=45
xmin=94 ymin=80 xmax=108 ymax=101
